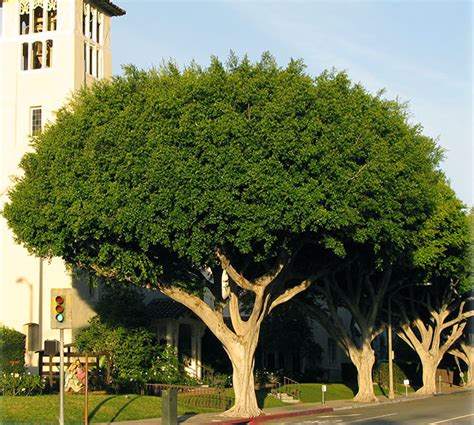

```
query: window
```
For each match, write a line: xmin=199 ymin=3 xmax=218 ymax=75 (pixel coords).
xmin=31 ymin=107 xmax=42 ymax=135
xmin=33 ymin=3 xmax=43 ymax=33
xmin=96 ymin=13 xmax=101 ymax=43
xmin=21 ymin=42 xmax=29 ymax=70
xmin=46 ymin=0 xmax=57 ymax=31
xmin=19 ymin=0 xmax=57 ymax=35
xmin=31 ymin=41 xmax=42 ymax=69
xmin=45 ymin=39 xmax=53 ymax=67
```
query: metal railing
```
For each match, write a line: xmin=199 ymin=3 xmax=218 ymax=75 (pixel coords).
xmin=145 ymin=383 xmax=233 ymax=410
xmin=272 ymin=376 xmax=301 ymax=402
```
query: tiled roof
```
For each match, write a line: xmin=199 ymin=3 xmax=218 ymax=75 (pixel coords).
xmin=148 ymin=299 xmax=197 ymax=320
xmin=90 ymin=0 xmax=125 ymax=16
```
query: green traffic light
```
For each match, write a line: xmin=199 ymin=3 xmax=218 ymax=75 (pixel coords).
xmin=56 ymin=313 xmax=64 ymax=322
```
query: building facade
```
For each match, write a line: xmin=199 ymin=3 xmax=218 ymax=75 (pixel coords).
xmin=0 ymin=0 xmax=125 ymax=371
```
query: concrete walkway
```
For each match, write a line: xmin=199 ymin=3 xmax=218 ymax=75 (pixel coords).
xmin=98 ymin=386 xmax=471 ymax=425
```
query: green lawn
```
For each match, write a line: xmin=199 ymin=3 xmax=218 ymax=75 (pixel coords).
xmin=0 ymin=390 xmax=286 ymax=424
xmin=280 ymin=383 xmax=415 ymax=403
xmin=0 ymin=393 xmax=215 ymax=424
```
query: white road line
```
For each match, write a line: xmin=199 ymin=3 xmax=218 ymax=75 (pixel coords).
xmin=428 ymin=413 xmax=474 ymax=424
xmin=317 ymin=415 xmax=360 ymax=418
xmin=342 ymin=412 xmax=398 ymax=423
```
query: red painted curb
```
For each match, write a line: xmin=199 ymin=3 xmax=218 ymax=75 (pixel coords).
xmin=209 ymin=407 xmax=334 ymax=425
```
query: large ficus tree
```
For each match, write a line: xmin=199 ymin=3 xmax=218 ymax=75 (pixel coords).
xmin=4 ymin=54 xmax=442 ymax=415
xmin=394 ymin=185 xmax=472 ymax=395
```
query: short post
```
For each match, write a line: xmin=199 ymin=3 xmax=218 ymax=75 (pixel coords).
xmin=438 ymin=375 xmax=442 ymax=394
xmin=403 ymin=379 xmax=409 ymax=397
xmin=321 ymin=384 xmax=327 ymax=405
xmin=85 ymin=353 xmax=89 ymax=425
xmin=162 ymin=388 xmax=177 ymax=425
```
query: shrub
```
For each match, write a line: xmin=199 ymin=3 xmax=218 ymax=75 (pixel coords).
xmin=148 ymin=345 xmax=196 ymax=385
xmin=374 ymin=361 xmax=409 ymax=388
xmin=0 ymin=372 xmax=45 ymax=395
xmin=0 ymin=327 xmax=26 ymax=374
xmin=75 ymin=317 xmax=194 ymax=391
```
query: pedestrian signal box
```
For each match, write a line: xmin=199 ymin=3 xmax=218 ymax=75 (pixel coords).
xmin=51 ymin=289 xmax=72 ymax=329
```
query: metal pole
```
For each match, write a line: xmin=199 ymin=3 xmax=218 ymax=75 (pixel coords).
xmin=59 ymin=329 xmax=64 ymax=425
xmin=388 ymin=297 xmax=395 ymax=399
xmin=85 ymin=353 xmax=89 ymax=425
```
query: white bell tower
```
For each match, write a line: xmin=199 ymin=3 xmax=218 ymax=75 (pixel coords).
xmin=0 ymin=0 xmax=124 ymax=370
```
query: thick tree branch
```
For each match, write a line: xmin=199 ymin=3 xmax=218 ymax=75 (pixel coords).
xmin=216 ymin=249 xmax=255 ymax=292
xmin=268 ymin=277 xmax=314 ymax=314
xmin=158 ymin=284 xmax=237 ymax=345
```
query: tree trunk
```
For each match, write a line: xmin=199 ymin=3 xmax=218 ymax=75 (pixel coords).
xmin=417 ymin=355 xmax=441 ymax=395
xmin=467 ymin=360 xmax=473 ymax=387
xmin=349 ymin=343 xmax=378 ymax=402
xmin=223 ymin=340 xmax=261 ymax=417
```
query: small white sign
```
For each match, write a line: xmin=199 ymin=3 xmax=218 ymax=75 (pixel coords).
xmin=403 ymin=379 xmax=410 ymax=386
xmin=322 ymin=385 xmax=327 ymax=392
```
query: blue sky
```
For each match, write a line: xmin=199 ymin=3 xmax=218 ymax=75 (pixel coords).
xmin=112 ymin=0 xmax=472 ymax=207
xmin=0 ymin=1 xmax=470 ymax=204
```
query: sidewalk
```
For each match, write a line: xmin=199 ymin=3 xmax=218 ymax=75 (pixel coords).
xmin=98 ymin=386 xmax=471 ymax=425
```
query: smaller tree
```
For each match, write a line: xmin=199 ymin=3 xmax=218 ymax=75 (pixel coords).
xmin=301 ymin=254 xmax=390 ymax=402
xmin=394 ymin=185 xmax=472 ymax=394
xmin=449 ymin=330 xmax=474 ymax=387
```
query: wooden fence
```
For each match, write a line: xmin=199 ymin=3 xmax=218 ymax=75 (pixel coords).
xmin=38 ymin=349 xmax=111 ymax=388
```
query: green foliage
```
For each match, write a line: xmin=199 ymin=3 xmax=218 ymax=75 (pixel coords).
xmin=148 ymin=344 xmax=197 ymax=385
xmin=94 ymin=283 xmax=152 ymax=328
xmin=75 ymin=317 xmax=191 ymax=391
xmin=0 ymin=372 xmax=46 ymax=395
xmin=75 ymin=317 xmax=157 ymax=390
xmin=0 ymin=327 xmax=26 ymax=374
xmin=373 ymin=362 xmax=409 ymax=388
xmin=4 ymin=54 xmax=444 ymax=292
xmin=412 ymin=182 xmax=470 ymax=291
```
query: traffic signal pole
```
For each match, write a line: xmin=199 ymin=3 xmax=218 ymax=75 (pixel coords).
xmin=51 ymin=289 xmax=72 ymax=425
xmin=59 ymin=328 xmax=64 ymax=425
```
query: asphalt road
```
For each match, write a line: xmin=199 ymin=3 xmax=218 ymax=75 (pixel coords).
xmin=266 ymin=391 xmax=474 ymax=425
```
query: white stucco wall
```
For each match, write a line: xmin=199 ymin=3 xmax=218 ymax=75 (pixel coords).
xmin=0 ymin=0 xmax=118 ymax=370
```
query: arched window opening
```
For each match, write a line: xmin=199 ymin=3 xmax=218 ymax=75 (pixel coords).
xmin=21 ymin=43 xmax=29 ymax=70
xmin=20 ymin=13 xmax=30 ymax=34
xmin=19 ymin=0 xmax=30 ymax=35
xmin=47 ymin=0 xmax=57 ymax=31
xmin=33 ymin=1 xmax=44 ymax=33
xmin=46 ymin=40 xmax=53 ymax=68
xmin=32 ymin=41 xmax=43 ymax=69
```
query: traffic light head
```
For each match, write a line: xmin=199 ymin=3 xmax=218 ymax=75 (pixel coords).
xmin=51 ymin=289 xmax=72 ymax=329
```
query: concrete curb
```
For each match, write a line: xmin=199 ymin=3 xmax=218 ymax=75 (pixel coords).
xmin=208 ymin=407 xmax=334 ymax=425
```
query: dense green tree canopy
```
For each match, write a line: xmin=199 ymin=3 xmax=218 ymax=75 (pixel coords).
xmin=4 ymin=53 xmax=452 ymax=415
xmin=4 ymin=54 xmax=442 ymax=289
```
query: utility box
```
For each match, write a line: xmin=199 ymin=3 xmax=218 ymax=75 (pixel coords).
xmin=44 ymin=340 xmax=60 ymax=356
xmin=162 ymin=388 xmax=177 ymax=425
xmin=23 ymin=323 xmax=40 ymax=352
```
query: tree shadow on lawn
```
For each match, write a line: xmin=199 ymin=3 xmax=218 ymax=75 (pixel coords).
xmin=87 ymin=395 xmax=120 ymax=422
